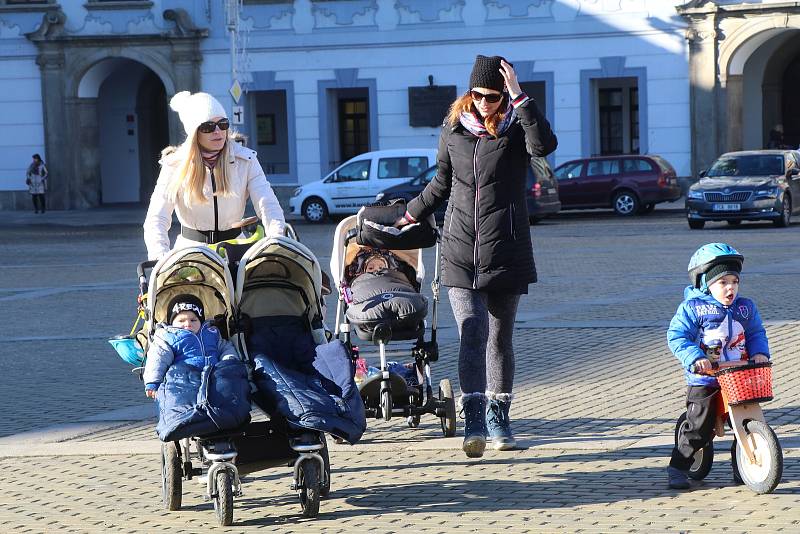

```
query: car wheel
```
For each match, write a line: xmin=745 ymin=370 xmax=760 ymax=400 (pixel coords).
xmin=688 ymin=219 xmax=705 ymax=230
xmin=302 ymin=197 xmax=328 ymax=224
xmin=727 ymin=220 xmax=741 ymax=226
xmin=773 ymin=195 xmax=791 ymax=227
xmin=612 ymin=190 xmax=640 ymax=216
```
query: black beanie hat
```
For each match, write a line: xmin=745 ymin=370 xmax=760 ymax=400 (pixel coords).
xmin=469 ymin=55 xmax=506 ymax=93
xmin=167 ymin=294 xmax=205 ymax=324
xmin=704 ymin=261 xmax=741 ymax=288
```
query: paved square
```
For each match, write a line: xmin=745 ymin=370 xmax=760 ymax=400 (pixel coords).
xmin=1 ymin=208 xmax=799 ymax=532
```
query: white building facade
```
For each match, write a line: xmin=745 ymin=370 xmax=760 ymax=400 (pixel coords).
xmin=0 ymin=1 xmax=792 ymax=210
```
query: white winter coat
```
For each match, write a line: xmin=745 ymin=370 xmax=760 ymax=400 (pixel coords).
xmin=143 ymin=142 xmax=286 ymax=260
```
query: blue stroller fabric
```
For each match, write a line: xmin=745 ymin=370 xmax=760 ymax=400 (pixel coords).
xmin=155 ymin=358 xmax=252 ymax=442
xmin=248 ymin=316 xmax=366 ymax=444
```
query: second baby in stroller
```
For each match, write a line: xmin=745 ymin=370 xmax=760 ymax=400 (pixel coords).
xmin=332 ymin=202 xmax=457 ymax=435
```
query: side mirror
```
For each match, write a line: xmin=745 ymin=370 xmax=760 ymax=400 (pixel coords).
xmin=698 ymin=169 xmax=707 ymax=178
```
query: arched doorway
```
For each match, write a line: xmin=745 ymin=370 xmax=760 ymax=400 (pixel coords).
xmin=79 ymin=58 xmax=169 ymax=204
xmin=733 ymin=30 xmax=800 ymax=151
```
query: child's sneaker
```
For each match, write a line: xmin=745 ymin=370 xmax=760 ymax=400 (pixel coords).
xmin=667 ymin=466 xmax=690 ymax=489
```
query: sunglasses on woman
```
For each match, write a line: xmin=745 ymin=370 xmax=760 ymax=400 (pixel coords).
xmin=470 ymin=90 xmax=505 ymax=104
xmin=198 ymin=118 xmax=230 ymax=134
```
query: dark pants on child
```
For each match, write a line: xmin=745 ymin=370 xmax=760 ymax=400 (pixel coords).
xmin=31 ymin=194 xmax=45 ymax=213
xmin=670 ymin=385 xmax=737 ymax=471
xmin=448 ymin=287 xmax=520 ymax=395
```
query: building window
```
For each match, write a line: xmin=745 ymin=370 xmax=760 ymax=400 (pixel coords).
xmin=256 ymin=114 xmax=276 ymax=145
xmin=596 ymin=78 xmax=639 ymax=155
xmin=252 ymin=90 xmax=289 ymax=177
xmin=339 ymin=98 xmax=369 ymax=163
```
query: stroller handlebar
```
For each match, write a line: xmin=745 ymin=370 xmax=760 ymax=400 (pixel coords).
xmin=137 ymin=260 xmax=158 ymax=279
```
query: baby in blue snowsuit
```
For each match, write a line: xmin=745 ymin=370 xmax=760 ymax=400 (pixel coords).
xmin=666 ymin=243 xmax=770 ymax=490
xmin=143 ymin=294 xmax=239 ymax=398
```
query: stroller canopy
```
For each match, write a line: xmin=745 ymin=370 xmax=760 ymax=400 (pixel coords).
xmin=147 ymin=246 xmax=234 ymax=328
xmin=234 ymin=236 xmax=324 ymax=335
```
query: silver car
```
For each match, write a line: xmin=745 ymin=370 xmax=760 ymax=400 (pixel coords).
xmin=685 ymin=150 xmax=800 ymax=229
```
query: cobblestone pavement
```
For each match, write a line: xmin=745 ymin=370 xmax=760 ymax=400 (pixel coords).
xmin=1 ymin=208 xmax=799 ymax=532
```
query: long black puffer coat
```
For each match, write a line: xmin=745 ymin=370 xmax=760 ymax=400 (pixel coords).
xmin=407 ymin=97 xmax=557 ymax=293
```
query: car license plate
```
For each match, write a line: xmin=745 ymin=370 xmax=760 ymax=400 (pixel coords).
xmin=713 ymin=203 xmax=741 ymax=211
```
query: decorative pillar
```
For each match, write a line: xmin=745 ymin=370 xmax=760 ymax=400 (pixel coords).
xmin=725 ymin=74 xmax=743 ymax=152
xmin=684 ymin=14 xmax=720 ymax=175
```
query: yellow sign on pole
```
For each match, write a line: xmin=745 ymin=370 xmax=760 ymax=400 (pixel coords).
xmin=230 ymin=79 xmax=242 ymax=104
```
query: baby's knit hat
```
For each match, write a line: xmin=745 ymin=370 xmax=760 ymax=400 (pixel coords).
xmin=167 ymin=294 xmax=205 ymax=324
xmin=469 ymin=55 xmax=506 ymax=92
xmin=169 ymin=91 xmax=227 ymax=135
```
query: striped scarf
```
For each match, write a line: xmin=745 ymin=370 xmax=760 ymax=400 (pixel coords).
xmin=200 ymin=148 xmax=223 ymax=169
xmin=459 ymin=101 xmax=515 ymax=138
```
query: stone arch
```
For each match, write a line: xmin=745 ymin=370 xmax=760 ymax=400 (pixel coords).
xmin=720 ymin=16 xmax=800 ymax=83
xmin=73 ymin=50 xmax=177 ymax=100
xmin=26 ymin=8 xmax=206 ymax=209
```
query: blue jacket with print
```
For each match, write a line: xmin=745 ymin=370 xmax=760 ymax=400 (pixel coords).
xmin=143 ymin=322 xmax=236 ymax=390
xmin=667 ymin=286 xmax=770 ymax=386
xmin=142 ymin=323 xmax=251 ymax=442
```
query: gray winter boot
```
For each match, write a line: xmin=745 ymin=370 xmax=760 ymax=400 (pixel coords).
xmin=486 ymin=393 xmax=516 ymax=451
xmin=460 ymin=393 xmax=487 ymax=458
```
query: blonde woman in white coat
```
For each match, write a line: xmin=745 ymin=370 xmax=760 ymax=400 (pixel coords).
xmin=144 ymin=91 xmax=286 ymax=261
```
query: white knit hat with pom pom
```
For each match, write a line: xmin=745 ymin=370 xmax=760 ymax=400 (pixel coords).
xmin=169 ymin=91 xmax=227 ymax=135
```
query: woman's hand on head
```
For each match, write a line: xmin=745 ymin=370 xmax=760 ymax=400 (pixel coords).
xmin=499 ymin=59 xmax=522 ymax=99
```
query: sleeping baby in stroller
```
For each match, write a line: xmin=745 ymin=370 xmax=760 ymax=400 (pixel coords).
xmin=143 ymin=294 xmax=251 ymax=442
xmin=343 ymin=247 xmax=428 ymax=340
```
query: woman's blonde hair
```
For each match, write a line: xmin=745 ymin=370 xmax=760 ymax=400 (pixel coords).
xmin=446 ymin=91 xmax=509 ymax=138
xmin=164 ymin=130 xmax=234 ymax=205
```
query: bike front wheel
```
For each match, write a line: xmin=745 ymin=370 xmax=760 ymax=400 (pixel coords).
xmin=736 ymin=420 xmax=783 ymax=494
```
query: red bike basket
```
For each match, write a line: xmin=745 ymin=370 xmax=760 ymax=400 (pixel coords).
xmin=716 ymin=362 xmax=773 ymax=405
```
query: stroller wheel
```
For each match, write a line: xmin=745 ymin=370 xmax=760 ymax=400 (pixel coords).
xmin=381 ymin=388 xmax=393 ymax=422
xmin=320 ymin=435 xmax=331 ymax=498
xmin=161 ymin=442 xmax=182 ymax=511
xmin=407 ymin=415 xmax=421 ymax=428
xmin=298 ymin=459 xmax=321 ymax=518
xmin=439 ymin=379 xmax=457 ymax=438
xmin=213 ymin=469 xmax=234 ymax=526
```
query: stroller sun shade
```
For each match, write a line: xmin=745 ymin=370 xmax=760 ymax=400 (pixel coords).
xmin=355 ymin=201 xmax=438 ymax=251
xmin=235 ymin=236 xmax=325 ymax=342
xmin=148 ymin=247 xmax=235 ymax=326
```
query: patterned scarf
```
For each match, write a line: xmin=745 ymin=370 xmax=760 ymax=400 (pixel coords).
xmin=459 ymin=100 xmax=515 ymax=138
xmin=200 ymin=147 xmax=224 ymax=169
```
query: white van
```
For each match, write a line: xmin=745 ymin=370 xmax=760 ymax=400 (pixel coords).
xmin=289 ymin=148 xmax=437 ymax=222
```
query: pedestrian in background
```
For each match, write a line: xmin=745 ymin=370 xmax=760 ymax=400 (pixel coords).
xmin=396 ymin=55 xmax=557 ymax=458
xmin=144 ymin=91 xmax=285 ymax=261
xmin=26 ymin=153 xmax=48 ymax=214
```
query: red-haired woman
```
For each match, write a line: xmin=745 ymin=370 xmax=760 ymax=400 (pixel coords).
xmin=397 ymin=55 xmax=557 ymax=458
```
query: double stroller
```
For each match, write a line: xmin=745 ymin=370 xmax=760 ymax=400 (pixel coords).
xmin=331 ymin=201 xmax=457 ymax=436
xmin=113 ymin=227 xmax=364 ymax=525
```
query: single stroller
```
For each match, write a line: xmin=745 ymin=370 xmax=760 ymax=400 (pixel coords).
xmin=331 ymin=201 xmax=456 ymax=436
